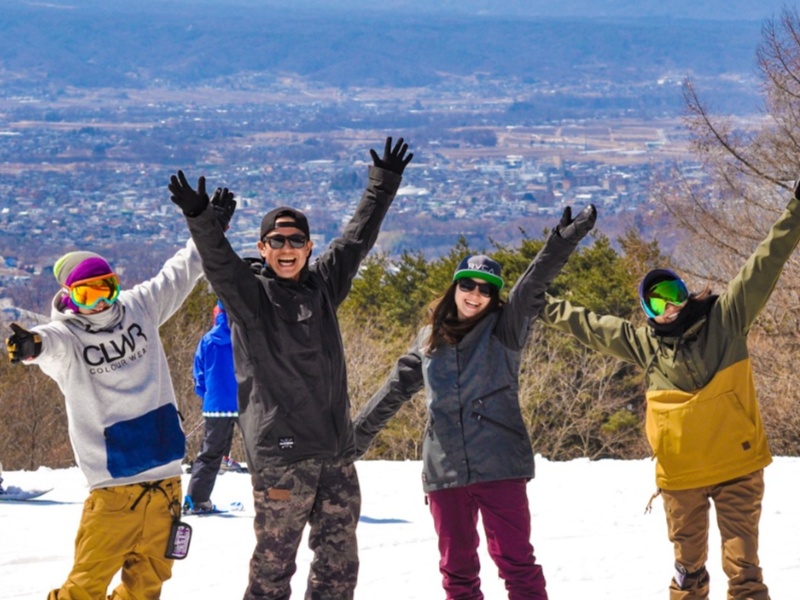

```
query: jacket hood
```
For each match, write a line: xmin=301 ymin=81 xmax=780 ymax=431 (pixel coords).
xmin=207 ymin=310 xmax=232 ymax=345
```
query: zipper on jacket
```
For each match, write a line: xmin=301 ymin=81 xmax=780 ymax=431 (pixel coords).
xmin=472 ymin=384 xmax=512 ymax=404
xmin=469 ymin=386 xmax=524 ymax=438
xmin=471 ymin=405 xmax=526 ymax=440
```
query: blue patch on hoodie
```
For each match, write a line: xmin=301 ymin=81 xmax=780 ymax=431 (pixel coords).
xmin=105 ymin=404 xmax=185 ymax=478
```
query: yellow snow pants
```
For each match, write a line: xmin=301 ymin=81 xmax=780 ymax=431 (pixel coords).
xmin=48 ymin=476 xmax=182 ymax=600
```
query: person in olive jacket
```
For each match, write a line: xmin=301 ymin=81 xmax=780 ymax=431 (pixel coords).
xmin=169 ymin=137 xmax=413 ymax=600
xmin=354 ymin=204 xmax=596 ymax=600
xmin=539 ymin=187 xmax=800 ymax=600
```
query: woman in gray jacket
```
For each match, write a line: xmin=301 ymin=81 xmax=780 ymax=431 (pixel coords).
xmin=354 ymin=204 xmax=596 ymax=600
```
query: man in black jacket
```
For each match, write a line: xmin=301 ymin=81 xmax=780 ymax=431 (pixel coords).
xmin=170 ymin=137 xmax=412 ymax=600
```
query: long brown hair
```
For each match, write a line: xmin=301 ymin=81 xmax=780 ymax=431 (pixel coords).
xmin=423 ymin=281 xmax=504 ymax=355
xmin=692 ymin=283 xmax=713 ymax=301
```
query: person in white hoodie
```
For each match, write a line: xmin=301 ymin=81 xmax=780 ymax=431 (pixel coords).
xmin=5 ymin=185 xmax=235 ymax=599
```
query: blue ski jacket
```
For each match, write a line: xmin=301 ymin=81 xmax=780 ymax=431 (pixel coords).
xmin=194 ymin=307 xmax=239 ymax=417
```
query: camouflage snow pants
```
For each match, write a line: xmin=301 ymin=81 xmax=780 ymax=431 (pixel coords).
xmin=661 ymin=469 xmax=770 ymax=600
xmin=243 ymin=456 xmax=361 ymax=600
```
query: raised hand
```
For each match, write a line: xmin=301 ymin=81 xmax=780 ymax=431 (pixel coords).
xmin=369 ymin=136 xmax=413 ymax=176
xmin=556 ymin=204 xmax=597 ymax=242
xmin=210 ymin=187 xmax=236 ymax=230
xmin=169 ymin=170 xmax=209 ymax=217
xmin=6 ymin=323 xmax=42 ymax=363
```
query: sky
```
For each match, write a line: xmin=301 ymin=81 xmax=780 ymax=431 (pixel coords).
xmin=3 ymin=457 xmax=800 ymax=599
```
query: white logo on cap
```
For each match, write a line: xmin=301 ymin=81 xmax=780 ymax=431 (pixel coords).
xmin=468 ymin=261 xmax=494 ymax=273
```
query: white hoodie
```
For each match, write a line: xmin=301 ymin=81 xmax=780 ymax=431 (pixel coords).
xmin=26 ymin=239 xmax=203 ymax=490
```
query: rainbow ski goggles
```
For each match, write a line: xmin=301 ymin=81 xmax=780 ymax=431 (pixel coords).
xmin=67 ymin=273 xmax=121 ymax=310
xmin=640 ymin=277 xmax=688 ymax=319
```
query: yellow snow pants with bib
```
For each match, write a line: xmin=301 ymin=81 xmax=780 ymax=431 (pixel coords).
xmin=48 ymin=476 xmax=181 ymax=600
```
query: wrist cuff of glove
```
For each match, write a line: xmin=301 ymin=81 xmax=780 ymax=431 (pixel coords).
xmin=552 ymin=226 xmax=580 ymax=245
xmin=182 ymin=198 xmax=210 ymax=219
xmin=31 ymin=337 xmax=42 ymax=360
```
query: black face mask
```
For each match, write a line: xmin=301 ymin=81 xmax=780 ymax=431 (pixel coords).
xmin=648 ymin=295 xmax=718 ymax=338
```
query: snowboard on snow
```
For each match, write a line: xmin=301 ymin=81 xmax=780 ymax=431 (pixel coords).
xmin=219 ymin=458 xmax=248 ymax=474
xmin=0 ymin=486 xmax=53 ymax=501
xmin=182 ymin=496 xmax=245 ymax=516
xmin=183 ymin=506 xmax=231 ymax=516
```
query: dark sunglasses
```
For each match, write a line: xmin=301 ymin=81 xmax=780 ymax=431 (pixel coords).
xmin=263 ymin=234 xmax=308 ymax=249
xmin=456 ymin=278 xmax=496 ymax=298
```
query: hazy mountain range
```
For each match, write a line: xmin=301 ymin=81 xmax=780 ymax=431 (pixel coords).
xmin=0 ymin=0 xmax=789 ymax=107
xmin=138 ymin=0 xmax=793 ymax=21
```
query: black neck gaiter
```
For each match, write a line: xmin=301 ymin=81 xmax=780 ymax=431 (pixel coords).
xmin=648 ymin=295 xmax=718 ymax=338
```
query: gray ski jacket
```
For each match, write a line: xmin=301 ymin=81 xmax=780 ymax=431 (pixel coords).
xmin=185 ymin=165 xmax=402 ymax=473
xmin=354 ymin=230 xmax=582 ymax=493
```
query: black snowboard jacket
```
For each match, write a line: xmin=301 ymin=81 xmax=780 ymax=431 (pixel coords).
xmin=186 ymin=165 xmax=402 ymax=473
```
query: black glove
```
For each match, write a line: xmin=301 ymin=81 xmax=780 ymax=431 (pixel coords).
xmin=793 ymin=178 xmax=800 ymax=200
xmin=369 ymin=136 xmax=413 ymax=176
xmin=6 ymin=323 xmax=42 ymax=363
xmin=210 ymin=187 xmax=236 ymax=231
xmin=556 ymin=204 xmax=597 ymax=242
xmin=169 ymin=170 xmax=209 ymax=217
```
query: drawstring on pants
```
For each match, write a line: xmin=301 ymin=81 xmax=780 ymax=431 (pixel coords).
xmin=130 ymin=479 xmax=182 ymax=520
xmin=644 ymin=488 xmax=662 ymax=514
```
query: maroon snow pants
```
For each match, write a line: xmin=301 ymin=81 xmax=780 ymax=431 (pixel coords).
xmin=427 ymin=478 xmax=547 ymax=600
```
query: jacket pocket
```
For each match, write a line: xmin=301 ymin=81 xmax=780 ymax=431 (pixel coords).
xmin=473 ymin=385 xmax=512 ymax=404
xmin=470 ymin=412 xmax=527 ymax=439
xmin=424 ymin=414 xmax=435 ymax=439
xmin=89 ymin=486 xmax=134 ymax=513
xmin=647 ymin=392 xmax=758 ymax=480
xmin=104 ymin=404 xmax=185 ymax=478
xmin=470 ymin=386 xmax=527 ymax=439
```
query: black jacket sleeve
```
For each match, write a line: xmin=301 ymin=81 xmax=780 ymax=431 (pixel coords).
xmin=184 ymin=206 xmax=264 ymax=329
xmin=313 ymin=165 xmax=402 ymax=308
xmin=495 ymin=230 xmax=583 ymax=350
xmin=352 ymin=346 xmax=424 ymax=458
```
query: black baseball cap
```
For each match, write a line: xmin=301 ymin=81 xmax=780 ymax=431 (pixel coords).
xmin=260 ymin=207 xmax=310 ymax=241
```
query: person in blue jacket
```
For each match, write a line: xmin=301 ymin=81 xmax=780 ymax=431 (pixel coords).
xmin=183 ymin=300 xmax=241 ymax=514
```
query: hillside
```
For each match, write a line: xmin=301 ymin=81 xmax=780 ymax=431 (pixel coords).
xmin=0 ymin=0 xmax=774 ymax=116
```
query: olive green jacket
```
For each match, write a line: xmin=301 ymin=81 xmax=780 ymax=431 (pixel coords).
xmin=541 ymin=196 xmax=800 ymax=490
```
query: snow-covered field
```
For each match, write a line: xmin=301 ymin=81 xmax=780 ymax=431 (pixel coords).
xmin=3 ymin=457 xmax=800 ymax=599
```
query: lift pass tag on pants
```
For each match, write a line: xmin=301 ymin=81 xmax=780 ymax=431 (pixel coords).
xmin=165 ymin=520 xmax=192 ymax=560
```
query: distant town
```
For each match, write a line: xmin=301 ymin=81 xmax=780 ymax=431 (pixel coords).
xmin=0 ymin=73 xmax=751 ymax=315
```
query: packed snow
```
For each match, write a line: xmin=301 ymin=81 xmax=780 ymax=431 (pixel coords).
xmin=2 ymin=457 xmax=800 ymax=599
